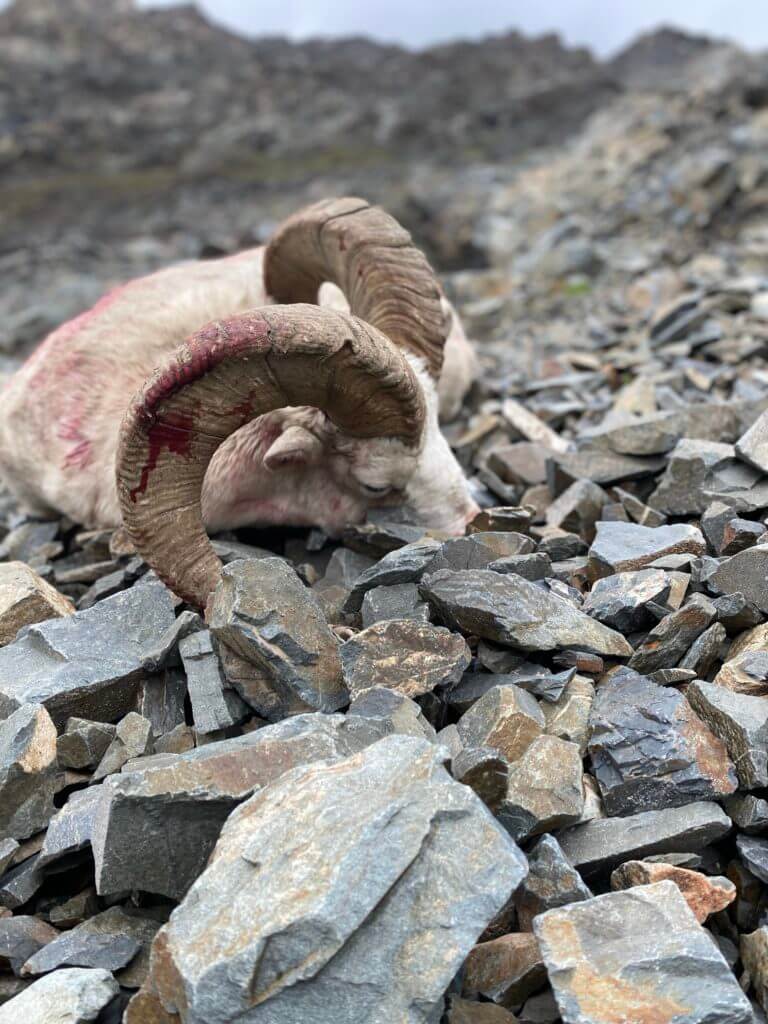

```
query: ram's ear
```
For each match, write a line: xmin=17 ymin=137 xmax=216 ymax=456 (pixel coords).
xmin=263 ymin=425 xmax=324 ymax=470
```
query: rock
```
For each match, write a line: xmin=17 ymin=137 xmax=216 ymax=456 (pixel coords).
xmin=457 ymin=684 xmax=544 ymax=763
xmin=0 ymin=841 xmax=17 ymax=878
xmin=429 ymin=532 xmax=536 ymax=573
xmin=451 ymin=746 xmax=509 ymax=812
xmin=514 ymin=834 xmax=592 ymax=931
xmin=679 ymin=620 xmax=727 ymax=675
xmin=21 ymin=928 xmax=140 ymax=976
xmin=0 ymin=703 xmax=58 ymax=843
xmin=648 ymin=438 xmax=738 ymax=515
xmin=92 ymin=712 xmax=153 ymax=780
xmin=711 ymin=545 xmax=768 ymax=614
xmin=557 ymin=801 xmax=732 ymax=877
xmin=339 ymin=619 xmax=470 ymax=699
xmin=0 ymin=522 xmax=60 ymax=567
xmin=346 ymin=687 xmax=436 ymax=743
xmin=737 ymin=408 xmax=768 ymax=473
xmin=0 ymin=583 xmax=176 ymax=727
xmin=420 ymin=569 xmax=632 ymax=656
xmin=721 ymin=517 xmax=765 ymax=554
xmin=0 ymin=915 xmax=59 ymax=974
xmin=488 ymin=441 xmax=550 ymax=486
xmin=617 ymin=861 xmax=735 ymax=924
xmin=724 ymin=793 xmax=768 ymax=833
xmin=737 ymin=835 xmax=768 ymax=884
xmin=48 ymin=889 xmax=99 ymax=929
xmin=0 ymin=967 xmax=118 ymax=1024
xmin=139 ymin=610 xmax=204 ymax=673
xmin=713 ymin=592 xmax=764 ymax=633
xmin=136 ymin=667 xmax=187 ymax=737
xmin=154 ymin=723 xmax=195 ymax=755
xmin=132 ymin=736 xmax=526 ymax=1023
xmin=741 ymin=927 xmax=768 ymax=1014
xmin=463 ymin=932 xmax=546 ymax=1006
xmin=588 ymin=521 xmax=706 ymax=581
xmin=588 ymin=668 xmax=737 ymax=815
xmin=360 ymin=583 xmax=430 ymax=627
xmin=216 ymin=642 xmax=311 ymax=722
xmin=91 ymin=712 xmax=383 ymax=900
xmin=57 ymin=718 xmax=115 ymax=771
xmin=489 ymin=552 xmax=552 ymax=580
xmin=0 ymin=562 xmax=73 ymax=646
xmin=535 ymin=881 xmax=753 ymax=1023
xmin=502 ymin=397 xmax=569 ymax=452
xmin=447 ymin=996 xmax=519 ymax=1023
xmin=499 ymin=735 xmax=585 ymax=840
xmin=38 ymin=785 xmax=101 ymax=871
xmin=581 ymin=568 xmax=671 ymax=632
xmin=547 ymin=448 xmax=665 ymax=490
xmin=628 ymin=593 xmax=717 ymax=673
xmin=715 ymin=622 xmax=768 ymax=695
xmin=614 ymin=487 xmax=666 ymax=527
xmin=178 ymin=630 xmax=247 ymax=735
xmin=208 ymin=558 xmax=346 ymax=713
xmin=687 ymin=680 xmax=768 ymax=788
xmin=542 ymin=674 xmax=594 ymax=754
xmin=343 ymin=539 xmax=440 ymax=613
xmin=468 ymin=506 xmax=534 ymax=534
xmin=477 ymin=640 xmax=526 ymax=675
xmin=545 ymin=479 xmax=608 ymax=542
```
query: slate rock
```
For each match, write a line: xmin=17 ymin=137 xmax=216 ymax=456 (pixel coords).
xmin=542 ymin=674 xmax=595 ymax=754
xmin=21 ymin=929 xmax=140 ymax=976
xmin=452 ymin=746 xmax=509 ymax=813
xmin=724 ymin=793 xmax=768 ymax=833
xmin=715 ymin=623 xmax=768 ymax=695
xmin=737 ymin=408 xmax=768 ymax=473
xmin=136 ymin=667 xmax=187 ymax=737
xmin=737 ymin=835 xmax=768 ymax=884
xmin=178 ymin=629 xmax=247 ymax=734
xmin=588 ymin=521 xmax=706 ymax=581
xmin=92 ymin=711 xmax=153 ymax=780
xmin=514 ymin=834 xmax=592 ymax=931
xmin=208 ymin=558 xmax=346 ymax=713
xmin=420 ymin=569 xmax=631 ymax=656
xmin=0 ymin=915 xmax=59 ymax=974
xmin=535 ymin=881 xmax=753 ymax=1023
xmin=610 ymin=860 xmax=735 ymax=922
xmin=488 ymin=442 xmax=550 ymax=486
xmin=581 ymin=568 xmax=671 ymax=633
xmin=0 ymin=703 xmax=58 ymax=843
xmin=687 ymin=680 xmax=768 ymax=788
xmin=679 ymin=620 xmax=727 ymax=676
xmin=216 ymin=642 xmax=311 ymax=722
xmin=545 ymin=479 xmax=608 ymax=542
xmin=557 ymin=801 xmax=732 ymax=877
xmin=546 ymin=448 xmax=665 ymax=490
xmin=711 ymin=545 xmax=768 ymax=614
xmin=588 ymin=668 xmax=737 ymax=815
xmin=457 ymin=684 xmax=544 ymax=763
xmin=360 ymin=583 xmax=430 ymax=627
xmin=57 ymin=718 xmax=115 ymax=771
xmin=346 ymin=687 xmax=436 ymax=743
xmin=38 ymin=785 xmax=101 ymax=871
xmin=649 ymin=438 xmax=738 ymax=515
xmin=488 ymin=552 xmax=552 ymax=580
xmin=741 ymin=927 xmax=768 ymax=1015
xmin=0 ymin=852 xmax=44 ymax=909
xmin=713 ymin=592 xmax=764 ymax=633
xmin=0 ymin=562 xmax=73 ymax=646
xmin=343 ymin=538 xmax=440 ymax=613
xmin=131 ymin=736 xmax=526 ymax=1024
xmin=139 ymin=610 xmax=204 ymax=673
xmin=340 ymin=619 xmax=470 ymax=699
xmin=91 ymin=712 xmax=382 ymax=900
xmin=428 ymin=532 xmax=536 ymax=574
xmin=628 ymin=593 xmax=716 ymax=673
xmin=447 ymin=996 xmax=519 ymax=1023
xmin=721 ymin=517 xmax=765 ymax=555
xmin=0 ymin=967 xmax=118 ymax=1024
xmin=462 ymin=932 xmax=546 ymax=1007
xmin=0 ymin=582 xmax=176 ymax=727
xmin=499 ymin=734 xmax=585 ymax=840
xmin=468 ymin=506 xmax=534 ymax=534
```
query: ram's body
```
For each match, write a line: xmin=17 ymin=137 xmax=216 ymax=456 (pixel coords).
xmin=0 ymin=247 xmax=477 ymax=537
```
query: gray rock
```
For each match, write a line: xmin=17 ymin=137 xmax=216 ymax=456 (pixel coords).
xmin=135 ymin=667 xmax=187 ymax=737
xmin=179 ymin=629 xmax=248 ymax=734
xmin=737 ymin=835 xmax=768 ymax=884
xmin=457 ymin=684 xmax=545 ymax=763
xmin=0 ymin=853 xmax=44 ymax=909
xmin=0 ymin=583 xmax=176 ymax=727
xmin=498 ymin=734 xmax=584 ymax=840
xmin=543 ymin=674 xmax=595 ymax=754
xmin=343 ymin=539 xmax=441 ymax=613
xmin=514 ymin=834 xmax=592 ymax=931
xmin=724 ymin=794 xmax=768 ymax=833
xmin=476 ymin=640 xmax=525 ymax=675
xmin=428 ymin=532 xmax=536 ymax=574
xmin=0 ymin=916 xmax=59 ymax=974
xmin=679 ymin=621 xmax=727 ymax=675
xmin=346 ymin=687 xmax=436 ymax=744
xmin=92 ymin=712 xmax=153 ymax=781
xmin=0 ymin=562 xmax=73 ymax=647
xmin=711 ymin=545 xmax=768 ymax=614
xmin=140 ymin=609 xmax=204 ymax=672
xmin=713 ymin=592 xmax=764 ymax=633
xmin=648 ymin=438 xmax=738 ymax=515
xmin=0 ymin=841 xmax=17 ymax=878
xmin=21 ymin=930 xmax=140 ymax=976
xmin=535 ymin=881 xmax=753 ymax=1023
xmin=208 ymin=558 xmax=347 ymax=713
xmin=488 ymin=552 xmax=552 ymax=580
xmin=582 ymin=568 xmax=671 ymax=632
xmin=488 ymin=442 xmax=549 ymax=486
xmin=588 ymin=668 xmax=737 ymax=815
xmin=91 ymin=712 xmax=382 ymax=899
xmin=360 ymin=583 xmax=430 ymax=627
xmin=420 ymin=569 xmax=632 ymax=656
xmin=340 ymin=619 xmax=470 ymax=699
xmin=588 ymin=521 xmax=706 ymax=581
xmin=547 ymin=449 xmax=665 ymax=489
xmin=0 ymin=703 xmax=58 ymax=843
xmin=687 ymin=680 xmax=768 ymax=788
xmin=557 ymin=801 xmax=732 ymax=877
xmin=66 ymin=906 xmax=162 ymax=990
xmin=737 ymin=408 xmax=768 ymax=473
xmin=721 ymin=517 xmax=766 ymax=555
xmin=38 ymin=785 xmax=101 ymax=871
xmin=545 ymin=479 xmax=609 ymax=542
xmin=57 ymin=718 xmax=115 ymax=771
xmin=451 ymin=746 xmax=509 ymax=813
xmin=702 ymin=500 xmax=741 ymax=553
xmin=132 ymin=736 xmax=526 ymax=1023
xmin=468 ymin=507 xmax=534 ymax=535
xmin=628 ymin=593 xmax=717 ymax=673
xmin=216 ymin=642 xmax=311 ymax=722
xmin=0 ymin=522 xmax=60 ymax=567
xmin=0 ymin=967 xmax=118 ymax=1024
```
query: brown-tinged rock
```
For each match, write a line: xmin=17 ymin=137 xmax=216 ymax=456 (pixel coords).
xmin=463 ymin=933 xmax=546 ymax=1007
xmin=0 ymin=562 xmax=73 ymax=647
xmin=457 ymin=684 xmax=544 ymax=763
xmin=588 ymin=521 xmax=706 ymax=581
xmin=610 ymin=860 xmax=735 ymax=922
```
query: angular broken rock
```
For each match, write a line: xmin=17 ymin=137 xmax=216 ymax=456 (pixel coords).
xmin=92 ymin=712 xmax=382 ymax=900
xmin=498 ymin=734 xmax=584 ymax=840
xmin=542 ymin=674 xmax=594 ymax=754
xmin=92 ymin=712 xmax=153 ymax=781
xmin=741 ymin=927 xmax=768 ymax=1014
xmin=736 ymin=835 xmax=768 ymax=884
xmin=715 ymin=622 xmax=768 ymax=695
xmin=588 ymin=521 xmax=706 ymax=581
xmin=628 ymin=593 xmax=717 ymax=673
xmin=427 ymin=531 xmax=535 ymax=573
xmin=711 ymin=545 xmax=768 ymax=614
xmin=687 ymin=680 xmax=768 ymax=788
xmin=514 ymin=834 xmax=592 ymax=931
xmin=346 ymin=687 xmax=436 ymax=744
xmin=0 ymin=703 xmax=58 ymax=843
xmin=648 ymin=438 xmax=738 ymax=515
xmin=0 ymin=582 xmax=176 ymax=727
xmin=0 ymin=966 xmax=118 ymax=1024
xmin=208 ymin=558 xmax=347 ymax=713
xmin=736 ymin=407 xmax=768 ymax=473
xmin=0 ymin=915 xmax=59 ymax=974
xmin=0 ymin=562 xmax=73 ymax=647
xmin=38 ymin=785 xmax=101 ymax=871
xmin=610 ymin=860 xmax=736 ymax=922
xmin=581 ymin=568 xmax=670 ymax=633
xmin=451 ymin=746 xmax=509 ymax=813
xmin=468 ymin=506 xmax=534 ymax=535
xmin=178 ymin=629 xmax=248 ymax=734
xmin=447 ymin=996 xmax=519 ymax=1023
xmin=679 ymin=620 xmax=727 ymax=676
xmin=360 ymin=582 xmax=430 ymax=627
xmin=462 ymin=932 xmax=546 ymax=1007
xmin=343 ymin=538 xmax=440 ymax=613
xmin=57 ymin=718 xmax=115 ymax=771
xmin=131 ymin=736 xmax=526 ymax=1023
xmin=457 ymin=684 xmax=544 ymax=763
xmin=420 ymin=569 xmax=631 ymax=656
xmin=535 ymin=881 xmax=752 ymax=1024
xmin=340 ymin=618 xmax=470 ymax=699
xmin=545 ymin=479 xmax=608 ymax=542
xmin=21 ymin=928 xmax=140 ymax=976
xmin=588 ymin=668 xmax=737 ymax=815
xmin=725 ymin=793 xmax=768 ymax=833
xmin=557 ymin=801 xmax=732 ymax=877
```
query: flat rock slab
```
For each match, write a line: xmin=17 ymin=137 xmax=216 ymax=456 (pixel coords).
xmin=588 ymin=521 xmax=706 ymax=581
xmin=131 ymin=736 xmax=526 ymax=1024
xmin=0 ymin=966 xmax=118 ymax=1024
xmin=340 ymin=619 xmax=470 ymax=699
xmin=0 ymin=583 xmax=176 ymax=727
xmin=420 ymin=569 xmax=631 ymax=656
xmin=343 ymin=539 xmax=441 ymax=613
xmin=687 ymin=680 xmax=768 ymax=788
xmin=557 ymin=801 xmax=732 ymax=877
xmin=535 ymin=881 xmax=753 ymax=1023
xmin=0 ymin=562 xmax=73 ymax=647
xmin=0 ymin=703 xmax=58 ymax=843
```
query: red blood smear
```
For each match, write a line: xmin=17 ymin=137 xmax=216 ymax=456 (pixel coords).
xmin=129 ymin=414 xmax=194 ymax=502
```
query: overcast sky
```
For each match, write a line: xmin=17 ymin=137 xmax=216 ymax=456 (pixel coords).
xmin=134 ymin=1 xmax=764 ymax=56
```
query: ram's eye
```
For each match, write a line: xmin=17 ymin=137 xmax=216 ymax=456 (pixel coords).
xmin=359 ymin=482 xmax=391 ymax=496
